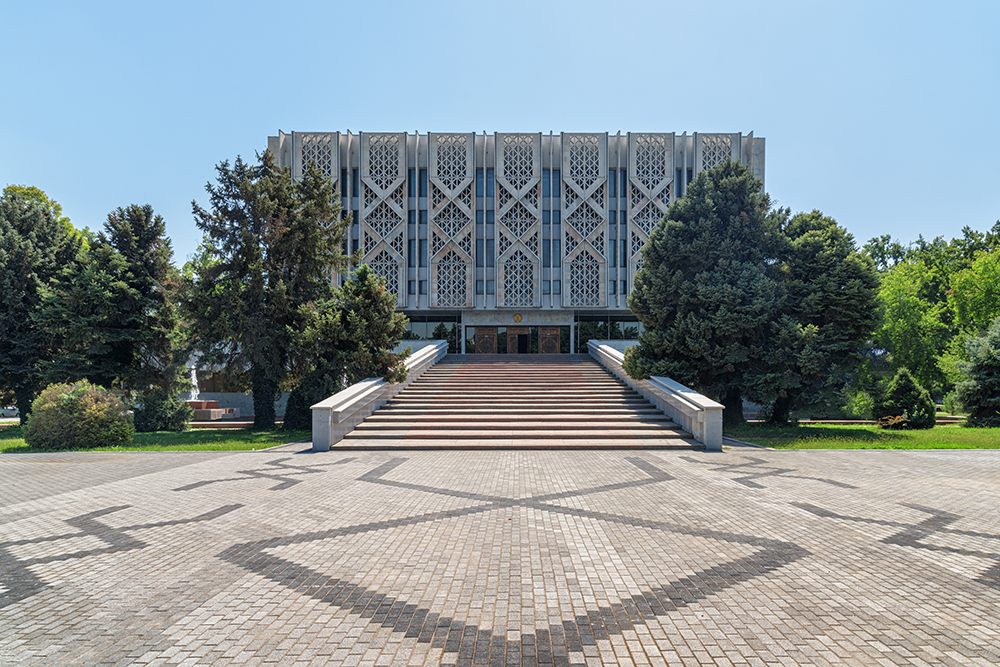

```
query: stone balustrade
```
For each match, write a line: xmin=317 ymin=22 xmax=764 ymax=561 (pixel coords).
xmin=588 ymin=340 xmax=723 ymax=450
xmin=310 ymin=340 xmax=449 ymax=451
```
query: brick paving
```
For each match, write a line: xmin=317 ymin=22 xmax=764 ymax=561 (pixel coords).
xmin=1 ymin=447 xmax=999 ymax=665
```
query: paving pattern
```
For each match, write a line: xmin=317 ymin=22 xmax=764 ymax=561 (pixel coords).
xmin=2 ymin=447 xmax=999 ymax=666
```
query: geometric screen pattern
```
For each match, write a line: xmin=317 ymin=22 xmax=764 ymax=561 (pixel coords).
xmin=299 ymin=132 xmax=337 ymax=182
xmin=627 ymin=133 xmax=674 ymax=289
xmin=563 ymin=133 xmax=607 ymax=308
xmin=429 ymin=133 xmax=474 ymax=308
xmin=496 ymin=133 xmax=540 ymax=308
xmin=360 ymin=133 xmax=406 ymax=306
xmin=699 ymin=133 xmax=733 ymax=173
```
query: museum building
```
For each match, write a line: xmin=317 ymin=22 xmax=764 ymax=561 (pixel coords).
xmin=267 ymin=131 xmax=765 ymax=354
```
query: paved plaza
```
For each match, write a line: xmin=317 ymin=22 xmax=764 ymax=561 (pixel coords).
xmin=1 ymin=446 xmax=999 ymax=666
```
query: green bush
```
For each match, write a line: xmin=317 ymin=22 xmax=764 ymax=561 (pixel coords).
xmin=24 ymin=380 xmax=134 ymax=449
xmin=873 ymin=368 xmax=936 ymax=429
xmin=956 ymin=316 xmax=1000 ymax=427
xmin=283 ymin=365 xmax=343 ymax=431
xmin=132 ymin=389 xmax=192 ymax=432
xmin=842 ymin=389 xmax=874 ymax=420
xmin=942 ymin=390 xmax=964 ymax=416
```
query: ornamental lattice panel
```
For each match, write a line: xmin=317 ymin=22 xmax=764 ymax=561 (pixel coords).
xmin=297 ymin=133 xmax=339 ymax=183
xmin=429 ymin=133 xmax=475 ymax=308
xmin=561 ymin=133 xmax=607 ymax=308
xmin=360 ymin=133 xmax=406 ymax=306
xmin=627 ymin=133 xmax=673 ymax=281
xmin=495 ymin=133 xmax=541 ymax=308
xmin=697 ymin=133 xmax=738 ymax=174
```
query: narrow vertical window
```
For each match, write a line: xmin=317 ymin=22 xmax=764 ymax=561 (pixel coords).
xmin=476 ymin=169 xmax=484 ymax=196
xmin=419 ymin=239 xmax=428 ymax=267
xmin=541 ymin=170 xmax=551 ymax=197
xmin=552 ymin=211 xmax=560 ymax=228
xmin=543 ymin=239 xmax=551 ymax=268
xmin=553 ymin=280 xmax=561 ymax=294
xmin=419 ymin=169 xmax=428 ymax=197
xmin=486 ymin=280 xmax=495 ymax=295
xmin=476 ymin=239 xmax=484 ymax=268
xmin=486 ymin=239 xmax=495 ymax=268
xmin=419 ymin=211 xmax=428 ymax=226
xmin=621 ymin=239 xmax=627 ymax=266
xmin=608 ymin=170 xmax=616 ymax=198
xmin=486 ymin=169 xmax=495 ymax=197
xmin=552 ymin=170 xmax=560 ymax=196
xmin=419 ymin=280 xmax=428 ymax=295
xmin=486 ymin=210 xmax=495 ymax=226
xmin=543 ymin=210 xmax=550 ymax=226
xmin=408 ymin=239 xmax=416 ymax=268
xmin=341 ymin=168 xmax=348 ymax=197
xmin=687 ymin=168 xmax=693 ymax=186
xmin=620 ymin=169 xmax=627 ymax=196
xmin=552 ymin=239 xmax=561 ymax=268
xmin=609 ymin=238 xmax=617 ymax=267
xmin=476 ymin=210 xmax=484 ymax=225
xmin=407 ymin=168 xmax=416 ymax=197
xmin=352 ymin=168 xmax=359 ymax=194
xmin=610 ymin=281 xmax=617 ymax=295
xmin=353 ymin=210 xmax=359 ymax=227
xmin=609 ymin=210 xmax=616 ymax=225
xmin=676 ymin=168 xmax=683 ymax=198
xmin=408 ymin=210 xmax=416 ymax=226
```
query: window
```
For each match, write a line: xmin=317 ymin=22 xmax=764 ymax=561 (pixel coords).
xmin=552 ymin=211 xmax=560 ymax=227
xmin=687 ymin=168 xmax=693 ymax=186
xmin=620 ymin=169 xmax=627 ymax=196
xmin=353 ymin=210 xmax=359 ymax=227
xmin=419 ymin=169 xmax=428 ymax=197
xmin=419 ymin=280 xmax=428 ymax=295
xmin=408 ymin=239 xmax=416 ymax=268
xmin=486 ymin=279 xmax=495 ymax=295
xmin=419 ymin=239 xmax=428 ymax=267
xmin=486 ymin=239 xmax=494 ymax=268
xmin=609 ymin=210 xmax=616 ymax=225
xmin=341 ymin=168 xmax=348 ymax=197
xmin=408 ymin=280 xmax=416 ymax=295
xmin=476 ymin=280 xmax=484 ymax=295
xmin=351 ymin=238 xmax=359 ymax=254
xmin=543 ymin=239 xmax=551 ymax=268
xmin=621 ymin=239 xmax=627 ymax=266
xmin=419 ymin=210 xmax=428 ymax=226
xmin=609 ymin=238 xmax=617 ymax=267
xmin=486 ymin=210 xmax=495 ymax=225
xmin=476 ymin=239 xmax=484 ymax=267
xmin=621 ymin=280 xmax=627 ymax=295
xmin=552 ymin=169 xmax=560 ymax=196
xmin=608 ymin=169 xmax=616 ymax=198
xmin=486 ymin=169 xmax=495 ymax=197
xmin=407 ymin=168 xmax=416 ymax=197
xmin=352 ymin=168 xmax=359 ymax=194
xmin=610 ymin=280 xmax=617 ymax=295
xmin=476 ymin=169 xmax=484 ymax=196
xmin=476 ymin=210 xmax=484 ymax=225
xmin=542 ymin=210 xmax=550 ymax=225
xmin=542 ymin=280 xmax=551 ymax=295
xmin=408 ymin=210 xmax=416 ymax=225
xmin=553 ymin=280 xmax=561 ymax=294
xmin=541 ymin=170 xmax=550 ymax=197
xmin=676 ymin=168 xmax=683 ymax=198
xmin=552 ymin=239 xmax=561 ymax=268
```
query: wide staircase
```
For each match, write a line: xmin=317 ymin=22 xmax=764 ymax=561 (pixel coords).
xmin=337 ymin=354 xmax=698 ymax=449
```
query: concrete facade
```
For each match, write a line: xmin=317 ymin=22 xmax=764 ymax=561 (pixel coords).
xmin=268 ymin=131 xmax=765 ymax=353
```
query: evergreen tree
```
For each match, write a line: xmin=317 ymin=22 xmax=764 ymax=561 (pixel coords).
xmin=0 ymin=190 xmax=81 ymax=422
xmin=623 ymin=160 xmax=783 ymax=426
xmin=283 ymin=265 xmax=409 ymax=430
xmin=955 ymin=316 xmax=1000 ymax=427
xmin=765 ymin=211 xmax=880 ymax=423
xmin=183 ymin=152 xmax=349 ymax=429
xmin=874 ymin=367 xmax=936 ymax=430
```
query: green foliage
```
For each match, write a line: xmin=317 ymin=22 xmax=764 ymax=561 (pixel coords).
xmin=132 ymin=388 xmax=192 ymax=432
xmin=875 ymin=259 xmax=951 ymax=391
xmin=2 ymin=184 xmax=74 ymax=236
xmin=765 ymin=210 xmax=880 ymax=422
xmin=624 ymin=160 xmax=781 ymax=425
xmin=0 ymin=189 xmax=82 ymax=422
xmin=948 ymin=250 xmax=1000 ymax=331
xmin=942 ymin=391 xmax=964 ymax=416
xmin=284 ymin=265 xmax=409 ymax=431
xmin=955 ymin=316 xmax=1000 ymax=427
xmin=24 ymin=380 xmax=134 ymax=449
xmin=183 ymin=152 xmax=350 ymax=429
xmin=874 ymin=368 xmax=936 ymax=430
xmin=842 ymin=389 xmax=875 ymax=420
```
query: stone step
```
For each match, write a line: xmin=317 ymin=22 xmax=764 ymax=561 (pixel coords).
xmin=355 ymin=418 xmax=678 ymax=430
xmin=330 ymin=439 xmax=695 ymax=450
xmin=343 ymin=427 xmax=685 ymax=439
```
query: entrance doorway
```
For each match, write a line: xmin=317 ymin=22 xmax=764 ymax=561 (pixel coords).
xmin=507 ymin=327 xmax=529 ymax=354
xmin=474 ymin=327 xmax=497 ymax=354
xmin=539 ymin=326 xmax=561 ymax=354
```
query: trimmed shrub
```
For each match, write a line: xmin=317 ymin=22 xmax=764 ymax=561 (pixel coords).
xmin=24 ymin=380 xmax=134 ymax=449
xmin=873 ymin=368 xmax=936 ymax=429
xmin=132 ymin=389 xmax=192 ymax=432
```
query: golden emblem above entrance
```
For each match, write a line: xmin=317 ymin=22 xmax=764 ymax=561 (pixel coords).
xmin=513 ymin=313 xmax=522 ymax=323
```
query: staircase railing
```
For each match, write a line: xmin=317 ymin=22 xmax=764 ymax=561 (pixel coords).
xmin=588 ymin=340 xmax=723 ymax=450
xmin=310 ymin=340 xmax=449 ymax=451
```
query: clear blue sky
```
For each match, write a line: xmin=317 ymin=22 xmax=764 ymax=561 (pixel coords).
xmin=3 ymin=0 xmax=998 ymax=264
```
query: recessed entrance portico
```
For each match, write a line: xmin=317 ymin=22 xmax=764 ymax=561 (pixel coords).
xmin=462 ymin=311 xmax=574 ymax=354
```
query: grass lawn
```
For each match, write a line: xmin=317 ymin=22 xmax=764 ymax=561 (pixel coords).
xmin=726 ymin=422 xmax=1000 ymax=449
xmin=0 ymin=426 xmax=311 ymax=454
